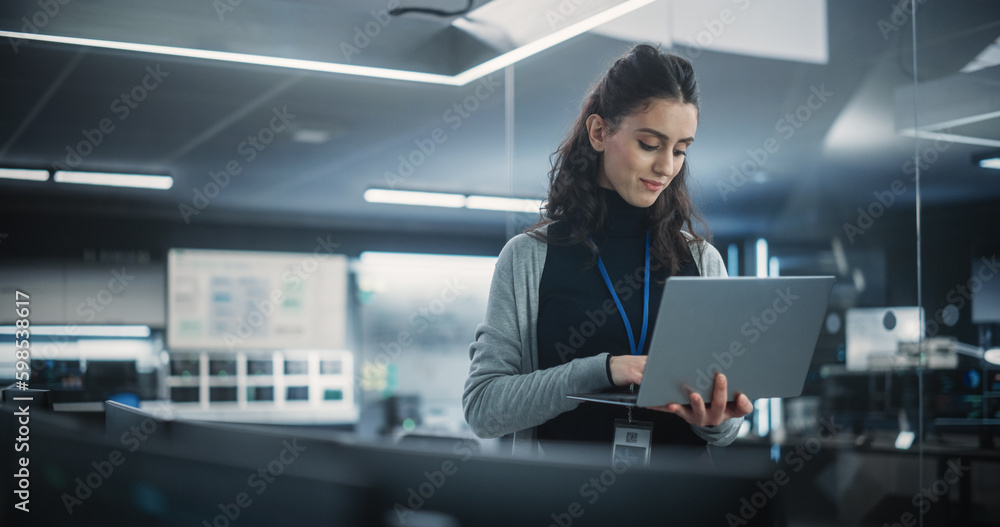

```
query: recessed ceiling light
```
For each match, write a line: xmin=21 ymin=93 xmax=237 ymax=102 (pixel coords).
xmin=0 ymin=325 xmax=151 ymax=337
xmin=465 ymin=195 xmax=543 ymax=213
xmin=978 ymin=156 xmax=1000 ymax=170
xmin=54 ymin=171 xmax=173 ymax=189
xmin=960 ymin=38 xmax=1000 ymax=73
xmin=0 ymin=30 xmax=460 ymax=85
xmin=451 ymin=0 xmax=657 ymax=84
xmin=0 ymin=168 xmax=49 ymax=181
xmin=0 ymin=0 xmax=654 ymax=86
xmin=364 ymin=188 xmax=544 ymax=213
xmin=292 ymin=129 xmax=331 ymax=144
xmin=364 ymin=188 xmax=466 ymax=208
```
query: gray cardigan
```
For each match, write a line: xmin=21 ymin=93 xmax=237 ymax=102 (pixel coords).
xmin=463 ymin=226 xmax=743 ymax=456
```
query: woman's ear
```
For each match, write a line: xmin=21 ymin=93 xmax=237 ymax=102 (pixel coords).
xmin=585 ymin=114 xmax=607 ymax=152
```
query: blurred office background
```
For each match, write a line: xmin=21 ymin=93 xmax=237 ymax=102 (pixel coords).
xmin=1 ymin=0 xmax=999 ymax=525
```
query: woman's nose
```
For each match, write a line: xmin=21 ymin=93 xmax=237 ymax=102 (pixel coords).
xmin=653 ymin=151 xmax=674 ymax=176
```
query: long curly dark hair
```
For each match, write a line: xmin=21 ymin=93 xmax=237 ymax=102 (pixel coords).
xmin=528 ymin=43 xmax=709 ymax=274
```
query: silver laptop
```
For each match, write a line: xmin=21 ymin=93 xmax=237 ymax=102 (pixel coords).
xmin=568 ymin=276 xmax=835 ymax=407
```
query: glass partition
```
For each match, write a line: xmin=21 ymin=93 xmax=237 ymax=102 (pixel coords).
xmin=913 ymin=1 xmax=1000 ymax=525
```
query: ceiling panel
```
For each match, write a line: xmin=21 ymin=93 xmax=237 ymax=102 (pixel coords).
xmin=1 ymin=0 xmax=998 ymax=240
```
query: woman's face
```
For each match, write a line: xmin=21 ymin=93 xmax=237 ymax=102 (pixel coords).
xmin=586 ymin=98 xmax=698 ymax=208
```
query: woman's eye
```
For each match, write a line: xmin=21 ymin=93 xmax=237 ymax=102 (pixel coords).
xmin=639 ymin=141 xmax=658 ymax=151
xmin=674 ymin=150 xmax=687 ymax=157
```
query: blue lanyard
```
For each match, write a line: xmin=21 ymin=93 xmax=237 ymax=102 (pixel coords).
xmin=592 ymin=230 xmax=650 ymax=356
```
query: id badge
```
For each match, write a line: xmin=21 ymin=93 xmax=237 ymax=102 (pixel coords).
xmin=612 ymin=419 xmax=652 ymax=467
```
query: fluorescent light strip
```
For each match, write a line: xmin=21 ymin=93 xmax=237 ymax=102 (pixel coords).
xmin=465 ymin=195 xmax=543 ymax=213
xmin=0 ymin=1 xmax=654 ymax=87
xmin=54 ymin=171 xmax=173 ymax=189
xmin=0 ymin=325 xmax=151 ymax=337
xmin=0 ymin=30 xmax=461 ymax=86
xmin=0 ymin=168 xmax=49 ymax=181
xmin=365 ymin=188 xmax=544 ymax=213
xmin=899 ymin=129 xmax=1000 ymax=149
xmin=451 ymin=0 xmax=658 ymax=85
xmin=980 ymin=158 xmax=1000 ymax=170
xmin=912 ymin=109 xmax=1000 ymax=133
xmin=364 ymin=188 xmax=466 ymax=208
xmin=960 ymin=39 xmax=1000 ymax=73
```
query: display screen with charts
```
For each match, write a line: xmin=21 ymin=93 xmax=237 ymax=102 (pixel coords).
xmin=167 ymin=248 xmax=347 ymax=350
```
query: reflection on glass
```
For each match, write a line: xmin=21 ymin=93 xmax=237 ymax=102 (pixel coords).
xmin=914 ymin=2 xmax=1000 ymax=524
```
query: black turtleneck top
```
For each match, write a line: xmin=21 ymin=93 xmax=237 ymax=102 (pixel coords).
xmin=535 ymin=187 xmax=704 ymax=447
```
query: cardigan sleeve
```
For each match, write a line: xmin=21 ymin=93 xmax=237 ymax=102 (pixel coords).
xmin=462 ymin=234 xmax=611 ymax=439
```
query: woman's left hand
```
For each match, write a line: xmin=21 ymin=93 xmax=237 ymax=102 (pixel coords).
xmin=648 ymin=372 xmax=754 ymax=427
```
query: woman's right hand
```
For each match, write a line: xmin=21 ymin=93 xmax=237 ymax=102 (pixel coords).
xmin=609 ymin=355 xmax=646 ymax=386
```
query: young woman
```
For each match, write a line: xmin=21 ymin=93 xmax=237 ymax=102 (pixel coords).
xmin=463 ymin=44 xmax=753 ymax=457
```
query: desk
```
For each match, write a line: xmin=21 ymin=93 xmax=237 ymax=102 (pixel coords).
xmin=718 ymin=434 xmax=1000 ymax=526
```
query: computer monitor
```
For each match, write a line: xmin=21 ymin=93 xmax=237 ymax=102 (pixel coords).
xmin=846 ymin=307 xmax=923 ymax=371
xmin=4 ymin=404 xmax=379 ymax=527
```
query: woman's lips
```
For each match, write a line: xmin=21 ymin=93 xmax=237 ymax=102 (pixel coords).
xmin=641 ymin=179 xmax=664 ymax=191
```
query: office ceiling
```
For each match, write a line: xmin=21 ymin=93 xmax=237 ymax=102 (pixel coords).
xmin=1 ymin=0 xmax=999 ymax=241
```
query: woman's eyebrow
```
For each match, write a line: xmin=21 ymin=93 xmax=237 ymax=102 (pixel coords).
xmin=635 ymin=127 xmax=694 ymax=143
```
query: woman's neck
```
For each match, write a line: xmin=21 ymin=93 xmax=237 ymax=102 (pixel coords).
xmin=599 ymin=186 xmax=646 ymax=234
